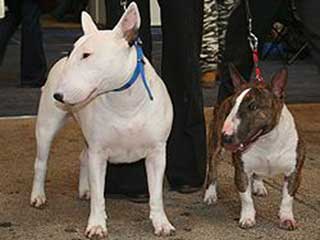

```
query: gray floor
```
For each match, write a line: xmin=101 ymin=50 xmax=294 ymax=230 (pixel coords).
xmin=0 ymin=28 xmax=319 ymax=116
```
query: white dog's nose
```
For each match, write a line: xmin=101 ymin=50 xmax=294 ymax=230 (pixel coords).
xmin=53 ymin=93 xmax=64 ymax=103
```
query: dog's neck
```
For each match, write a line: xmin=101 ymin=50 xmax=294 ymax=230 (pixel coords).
xmin=101 ymin=47 xmax=153 ymax=116
xmin=253 ymin=105 xmax=297 ymax=149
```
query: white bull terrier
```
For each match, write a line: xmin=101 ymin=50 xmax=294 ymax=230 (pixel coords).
xmin=30 ymin=3 xmax=175 ymax=238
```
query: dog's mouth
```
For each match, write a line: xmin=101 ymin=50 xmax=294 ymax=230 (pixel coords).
xmin=66 ymin=88 xmax=98 ymax=107
xmin=224 ymin=129 xmax=264 ymax=153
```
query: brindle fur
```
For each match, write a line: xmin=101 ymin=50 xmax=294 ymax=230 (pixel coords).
xmin=287 ymin=133 xmax=305 ymax=196
xmin=232 ymin=152 xmax=249 ymax=192
xmin=204 ymin=98 xmax=233 ymax=190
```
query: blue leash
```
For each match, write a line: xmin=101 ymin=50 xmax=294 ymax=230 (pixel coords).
xmin=113 ymin=41 xmax=154 ymax=100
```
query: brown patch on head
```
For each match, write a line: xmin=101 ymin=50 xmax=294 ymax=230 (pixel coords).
xmin=223 ymin=81 xmax=285 ymax=151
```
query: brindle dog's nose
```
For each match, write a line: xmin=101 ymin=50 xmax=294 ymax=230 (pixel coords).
xmin=222 ymin=134 xmax=233 ymax=145
xmin=53 ymin=93 xmax=64 ymax=103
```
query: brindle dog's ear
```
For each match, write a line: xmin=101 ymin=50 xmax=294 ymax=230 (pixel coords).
xmin=271 ymin=68 xmax=288 ymax=98
xmin=229 ymin=63 xmax=246 ymax=90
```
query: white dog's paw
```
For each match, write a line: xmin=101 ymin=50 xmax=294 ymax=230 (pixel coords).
xmin=85 ymin=225 xmax=108 ymax=239
xmin=86 ymin=214 xmax=107 ymax=239
xmin=252 ymin=180 xmax=268 ymax=197
xmin=239 ymin=208 xmax=256 ymax=229
xmin=203 ymin=183 xmax=218 ymax=205
xmin=151 ymin=214 xmax=175 ymax=236
xmin=79 ymin=190 xmax=90 ymax=201
xmin=30 ymin=193 xmax=47 ymax=208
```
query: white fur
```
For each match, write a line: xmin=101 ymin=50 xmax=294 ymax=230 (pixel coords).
xmin=31 ymin=3 xmax=175 ymax=238
xmin=204 ymin=183 xmax=218 ymax=205
xmin=241 ymin=105 xmax=298 ymax=177
xmin=222 ymin=88 xmax=251 ymax=135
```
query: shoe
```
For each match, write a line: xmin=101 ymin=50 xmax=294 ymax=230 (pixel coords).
xmin=200 ymin=70 xmax=218 ymax=88
xmin=125 ymin=193 xmax=149 ymax=204
xmin=107 ymin=192 xmax=149 ymax=204
xmin=171 ymin=185 xmax=201 ymax=194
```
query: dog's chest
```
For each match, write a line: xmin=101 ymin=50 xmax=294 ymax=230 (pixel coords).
xmin=76 ymin=94 xmax=172 ymax=163
xmin=241 ymin=106 xmax=298 ymax=177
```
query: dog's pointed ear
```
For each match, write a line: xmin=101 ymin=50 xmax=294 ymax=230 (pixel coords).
xmin=271 ymin=68 xmax=288 ymax=98
xmin=113 ymin=2 xmax=141 ymax=45
xmin=81 ymin=11 xmax=98 ymax=35
xmin=229 ymin=64 xmax=246 ymax=90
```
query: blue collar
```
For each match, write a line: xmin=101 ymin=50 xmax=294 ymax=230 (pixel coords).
xmin=112 ymin=42 xmax=154 ymax=100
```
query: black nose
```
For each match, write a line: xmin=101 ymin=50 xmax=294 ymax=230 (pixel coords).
xmin=53 ymin=93 xmax=64 ymax=103
xmin=222 ymin=134 xmax=233 ymax=145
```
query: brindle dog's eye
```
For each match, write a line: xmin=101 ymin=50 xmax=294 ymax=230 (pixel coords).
xmin=248 ymin=102 xmax=257 ymax=111
xmin=82 ymin=53 xmax=91 ymax=59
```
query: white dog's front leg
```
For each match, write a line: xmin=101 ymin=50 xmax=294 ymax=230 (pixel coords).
xmin=31 ymin=96 xmax=68 ymax=208
xmin=85 ymin=150 xmax=108 ymax=239
xmin=145 ymin=145 xmax=175 ymax=236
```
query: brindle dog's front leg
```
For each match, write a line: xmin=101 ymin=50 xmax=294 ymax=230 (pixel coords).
xmin=279 ymin=139 xmax=305 ymax=231
xmin=233 ymin=154 xmax=256 ymax=229
xmin=204 ymin=101 xmax=232 ymax=205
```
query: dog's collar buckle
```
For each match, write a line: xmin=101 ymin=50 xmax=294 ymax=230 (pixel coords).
xmin=112 ymin=40 xmax=154 ymax=100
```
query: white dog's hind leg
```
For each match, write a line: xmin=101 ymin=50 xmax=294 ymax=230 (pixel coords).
xmin=145 ymin=145 xmax=175 ymax=236
xmin=79 ymin=147 xmax=90 ymax=200
xmin=85 ymin=150 xmax=108 ymax=239
xmin=31 ymin=92 xmax=68 ymax=208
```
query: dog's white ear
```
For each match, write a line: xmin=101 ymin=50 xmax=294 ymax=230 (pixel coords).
xmin=81 ymin=11 xmax=98 ymax=35
xmin=113 ymin=2 xmax=141 ymax=45
xmin=271 ymin=68 xmax=288 ymax=98
xmin=229 ymin=64 xmax=246 ymax=90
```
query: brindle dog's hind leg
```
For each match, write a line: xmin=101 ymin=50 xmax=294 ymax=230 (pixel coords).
xmin=279 ymin=139 xmax=305 ymax=231
xmin=252 ymin=174 xmax=268 ymax=197
xmin=204 ymin=101 xmax=232 ymax=205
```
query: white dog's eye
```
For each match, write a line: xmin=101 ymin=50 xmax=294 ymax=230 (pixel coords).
xmin=82 ymin=53 xmax=91 ymax=59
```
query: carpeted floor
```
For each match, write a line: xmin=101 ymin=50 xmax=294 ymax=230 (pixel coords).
xmin=0 ymin=105 xmax=319 ymax=240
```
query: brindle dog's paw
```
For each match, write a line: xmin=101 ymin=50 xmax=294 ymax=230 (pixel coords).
xmin=204 ymin=184 xmax=218 ymax=205
xmin=239 ymin=218 xmax=256 ymax=229
xmin=279 ymin=218 xmax=297 ymax=231
xmin=252 ymin=180 xmax=268 ymax=197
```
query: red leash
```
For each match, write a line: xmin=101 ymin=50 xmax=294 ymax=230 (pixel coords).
xmin=245 ymin=0 xmax=264 ymax=83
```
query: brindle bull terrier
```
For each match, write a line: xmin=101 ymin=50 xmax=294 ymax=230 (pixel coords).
xmin=204 ymin=65 xmax=305 ymax=231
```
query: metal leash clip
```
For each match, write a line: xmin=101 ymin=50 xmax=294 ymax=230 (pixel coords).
xmin=248 ymin=31 xmax=258 ymax=51
xmin=247 ymin=17 xmax=258 ymax=51
xmin=120 ymin=0 xmax=128 ymax=11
